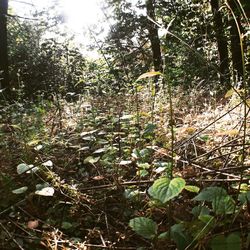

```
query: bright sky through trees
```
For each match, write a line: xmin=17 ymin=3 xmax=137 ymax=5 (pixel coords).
xmin=9 ymin=0 xmax=105 ymax=58
xmin=60 ymin=0 xmax=103 ymax=31
xmin=10 ymin=0 xmax=104 ymax=31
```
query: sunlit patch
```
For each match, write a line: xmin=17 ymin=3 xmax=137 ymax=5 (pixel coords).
xmin=61 ymin=0 xmax=102 ymax=32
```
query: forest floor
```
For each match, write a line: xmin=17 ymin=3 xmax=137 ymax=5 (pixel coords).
xmin=0 ymin=88 xmax=249 ymax=249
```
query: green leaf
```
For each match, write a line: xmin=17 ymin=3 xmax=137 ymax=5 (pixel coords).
xmin=226 ymin=233 xmax=241 ymax=250
xmin=148 ymin=177 xmax=170 ymax=203
xmin=35 ymin=187 xmax=54 ymax=196
xmin=36 ymin=183 xmax=50 ymax=190
xmin=12 ymin=186 xmax=28 ymax=194
xmin=17 ymin=163 xmax=37 ymax=174
xmin=210 ymin=233 xmax=241 ymax=250
xmin=137 ymin=163 xmax=151 ymax=169
xmin=193 ymin=187 xmax=227 ymax=202
xmin=198 ymin=214 xmax=214 ymax=224
xmin=137 ymin=169 xmax=149 ymax=177
xmin=170 ymin=224 xmax=191 ymax=250
xmin=148 ymin=177 xmax=185 ymax=203
xmin=142 ymin=123 xmax=156 ymax=138
xmin=93 ymin=147 xmax=108 ymax=154
xmin=166 ymin=178 xmax=186 ymax=201
xmin=61 ymin=222 xmax=73 ymax=230
xmin=211 ymin=235 xmax=227 ymax=250
xmin=191 ymin=205 xmax=210 ymax=217
xmin=84 ymin=156 xmax=100 ymax=164
xmin=238 ymin=191 xmax=250 ymax=205
xmin=129 ymin=217 xmax=157 ymax=240
xmin=185 ymin=185 xmax=200 ymax=193
xmin=136 ymin=71 xmax=161 ymax=82
xmin=158 ymin=231 xmax=169 ymax=239
xmin=212 ymin=195 xmax=235 ymax=215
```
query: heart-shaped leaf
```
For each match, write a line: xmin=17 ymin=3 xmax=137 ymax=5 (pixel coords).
xmin=129 ymin=217 xmax=157 ymax=239
xmin=148 ymin=177 xmax=186 ymax=203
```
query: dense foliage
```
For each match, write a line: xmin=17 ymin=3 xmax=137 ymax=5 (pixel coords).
xmin=0 ymin=0 xmax=249 ymax=249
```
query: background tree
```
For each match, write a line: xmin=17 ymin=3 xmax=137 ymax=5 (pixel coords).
xmin=228 ymin=0 xmax=244 ymax=81
xmin=210 ymin=0 xmax=230 ymax=88
xmin=146 ymin=0 xmax=162 ymax=73
xmin=0 ymin=0 xmax=10 ymax=96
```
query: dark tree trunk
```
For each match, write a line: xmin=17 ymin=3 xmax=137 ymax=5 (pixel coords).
xmin=146 ymin=0 xmax=163 ymax=73
xmin=0 ymin=0 xmax=10 ymax=96
xmin=228 ymin=0 xmax=243 ymax=80
xmin=210 ymin=0 xmax=230 ymax=89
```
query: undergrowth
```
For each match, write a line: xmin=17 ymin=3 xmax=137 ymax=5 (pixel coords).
xmin=0 ymin=86 xmax=249 ymax=250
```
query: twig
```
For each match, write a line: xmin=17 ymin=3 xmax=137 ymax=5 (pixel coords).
xmin=175 ymin=101 xmax=244 ymax=149
xmin=202 ymin=144 xmax=250 ymax=162
xmin=0 ymin=222 xmax=25 ymax=250
xmin=80 ymin=180 xmax=154 ymax=191
xmin=192 ymin=135 xmax=249 ymax=161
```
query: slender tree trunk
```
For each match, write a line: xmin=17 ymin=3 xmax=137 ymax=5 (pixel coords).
xmin=228 ymin=0 xmax=243 ymax=81
xmin=0 ymin=0 xmax=10 ymax=96
xmin=146 ymin=0 xmax=162 ymax=73
xmin=210 ymin=0 xmax=230 ymax=89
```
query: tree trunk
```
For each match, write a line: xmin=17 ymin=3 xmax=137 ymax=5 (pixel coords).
xmin=146 ymin=0 xmax=163 ymax=73
xmin=0 ymin=0 xmax=10 ymax=96
xmin=210 ymin=0 xmax=230 ymax=89
xmin=228 ymin=0 xmax=243 ymax=81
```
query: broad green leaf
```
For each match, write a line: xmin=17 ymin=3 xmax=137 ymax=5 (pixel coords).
xmin=17 ymin=163 xmax=30 ymax=174
xmin=17 ymin=163 xmax=38 ymax=174
xmin=193 ymin=187 xmax=227 ymax=202
xmin=185 ymin=185 xmax=200 ymax=193
xmin=165 ymin=178 xmax=186 ymax=202
xmin=36 ymin=183 xmax=50 ymax=190
xmin=210 ymin=233 xmax=241 ymax=250
xmin=170 ymin=224 xmax=191 ymax=250
xmin=12 ymin=186 xmax=28 ymax=194
xmin=226 ymin=233 xmax=241 ymax=250
xmin=198 ymin=214 xmax=214 ymax=224
xmin=148 ymin=177 xmax=170 ymax=203
xmin=238 ymin=191 xmax=250 ymax=205
xmin=35 ymin=187 xmax=54 ymax=196
xmin=148 ymin=177 xmax=185 ymax=203
xmin=129 ymin=217 xmax=157 ymax=239
xmin=191 ymin=205 xmax=210 ymax=217
xmin=212 ymin=195 xmax=235 ymax=215
xmin=136 ymin=71 xmax=161 ymax=81
xmin=210 ymin=235 xmax=227 ymax=250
